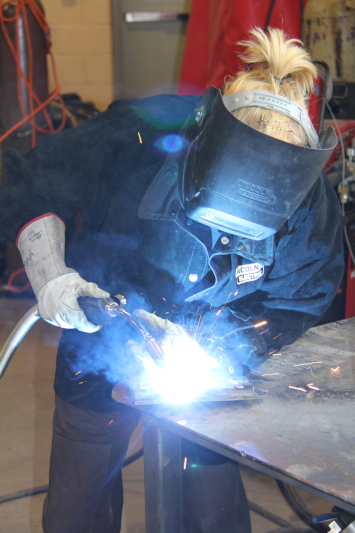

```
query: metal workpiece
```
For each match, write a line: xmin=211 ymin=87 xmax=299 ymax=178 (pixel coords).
xmin=0 ymin=303 xmax=40 ymax=379
xmin=112 ymin=376 xmax=256 ymax=406
xmin=143 ymin=414 xmax=183 ymax=533
xmin=132 ymin=318 xmax=355 ymax=515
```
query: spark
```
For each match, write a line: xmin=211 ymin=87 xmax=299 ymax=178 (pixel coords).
xmin=273 ymin=333 xmax=282 ymax=339
xmin=272 ymin=353 xmax=282 ymax=356
xmin=259 ymin=329 xmax=269 ymax=335
xmin=153 ymin=311 xmax=156 ymax=314
xmin=166 ymin=312 xmax=169 ymax=314
xmin=307 ymin=383 xmax=314 ymax=386
xmin=140 ymin=293 xmax=142 ymax=295
xmin=262 ymin=373 xmax=279 ymax=376
xmin=138 ymin=132 xmax=142 ymax=143
xmin=288 ymin=385 xmax=307 ymax=392
xmin=162 ymin=297 xmax=166 ymax=301
xmin=293 ymin=361 xmax=322 ymax=367
xmin=75 ymin=371 xmax=81 ymax=376
xmin=308 ymin=385 xmax=320 ymax=391
xmin=255 ymin=321 xmax=267 ymax=328
xmin=203 ymin=293 xmax=233 ymax=346
xmin=108 ymin=420 xmax=113 ymax=425
xmin=217 ymin=346 xmax=223 ymax=350
xmin=79 ymin=381 xmax=86 ymax=385
xmin=331 ymin=366 xmax=340 ymax=373
xmin=234 ymin=291 xmax=238 ymax=296
xmin=269 ymin=350 xmax=278 ymax=354
xmin=183 ymin=457 xmax=187 ymax=470
xmin=173 ymin=305 xmax=176 ymax=308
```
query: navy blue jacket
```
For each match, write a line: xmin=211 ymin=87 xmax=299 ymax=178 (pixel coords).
xmin=0 ymin=94 xmax=344 ymax=411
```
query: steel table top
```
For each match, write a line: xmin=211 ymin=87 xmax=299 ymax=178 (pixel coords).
xmin=113 ymin=317 xmax=355 ymax=514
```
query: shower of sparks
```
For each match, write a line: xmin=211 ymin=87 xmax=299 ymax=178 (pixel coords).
xmin=255 ymin=321 xmax=267 ymax=328
xmin=75 ymin=371 xmax=81 ymax=376
xmin=293 ymin=361 xmax=322 ymax=367
xmin=273 ymin=333 xmax=282 ymax=339
xmin=288 ymin=385 xmax=307 ymax=392
xmin=183 ymin=457 xmax=187 ymax=470
xmin=108 ymin=420 xmax=113 ymax=425
xmin=138 ymin=132 xmax=142 ymax=143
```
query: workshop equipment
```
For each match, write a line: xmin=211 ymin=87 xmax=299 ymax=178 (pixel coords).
xmin=0 ymin=296 xmax=256 ymax=403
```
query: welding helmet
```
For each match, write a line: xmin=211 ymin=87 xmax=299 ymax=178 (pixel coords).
xmin=179 ymin=86 xmax=337 ymax=240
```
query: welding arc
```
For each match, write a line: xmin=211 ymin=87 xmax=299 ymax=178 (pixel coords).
xmin=0 ymin=448 xmax=144 ymax=505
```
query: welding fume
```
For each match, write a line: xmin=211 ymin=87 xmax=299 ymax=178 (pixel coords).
xmin=0 ymin=27 xmax=343 ymax=533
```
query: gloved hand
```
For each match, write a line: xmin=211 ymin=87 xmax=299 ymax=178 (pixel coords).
xmin=17 ymin=214 xmax=109 ymax=332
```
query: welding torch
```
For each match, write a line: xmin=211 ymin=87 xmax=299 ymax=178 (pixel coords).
xmin=77 ymin=295 xmax=166 ymax=367
xmin=0 ymin=295 xmax=165 ymax=380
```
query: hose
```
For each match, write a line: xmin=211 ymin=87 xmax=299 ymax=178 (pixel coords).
xmin=0 ymin=303 xmax=40 ymax=378
xmin=0 ymin=0 xmax=66 ymax=147
xmin=0 ymin=448 xmax=145 ymax=505
xmin=248 ymin=501 xmax=292 ymax=528
xmin=277 ymin=481 xmax=329 ymax=533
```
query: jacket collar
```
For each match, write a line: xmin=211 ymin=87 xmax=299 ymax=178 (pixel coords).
xmin=138 ymin=158 xmax=275 ymax=266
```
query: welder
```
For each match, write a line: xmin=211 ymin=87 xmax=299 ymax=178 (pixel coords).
xmin=0 ymin=28 xmax=343 ymax=533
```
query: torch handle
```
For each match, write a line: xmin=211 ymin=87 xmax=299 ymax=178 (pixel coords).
xmin=77 ymin=296 xmax=115 ymax=325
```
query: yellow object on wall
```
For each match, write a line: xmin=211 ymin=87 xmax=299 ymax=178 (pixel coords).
xmin=303 ymin=0 xmax=355 ymax=82
xmin=41 ymin=0 xmax=114 ymax=111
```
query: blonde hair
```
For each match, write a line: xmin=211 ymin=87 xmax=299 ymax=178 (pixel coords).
xmin=223 ymin=27 xmax=317 ymax=146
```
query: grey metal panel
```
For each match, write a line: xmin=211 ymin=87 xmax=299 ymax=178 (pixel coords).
xmin=112 ymin=0 xmax=191 ymax=99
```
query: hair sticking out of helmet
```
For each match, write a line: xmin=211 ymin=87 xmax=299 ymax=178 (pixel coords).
xmin=223 ymin=27 xmax=317 ymax=146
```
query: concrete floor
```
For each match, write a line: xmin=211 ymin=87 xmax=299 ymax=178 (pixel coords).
xmin=0 ymin=298 xmax=331 ymax=533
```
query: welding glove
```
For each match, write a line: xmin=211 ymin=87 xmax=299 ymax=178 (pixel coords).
xmin=17 ymin=214 xmax=110 ymax=332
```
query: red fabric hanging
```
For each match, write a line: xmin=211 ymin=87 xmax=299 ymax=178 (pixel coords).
xmin=179 ymin=0 xmax=309 ymax=95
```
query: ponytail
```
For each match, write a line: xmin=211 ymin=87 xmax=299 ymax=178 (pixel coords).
xmin=223 ymin=27 xmax=317 ymax=146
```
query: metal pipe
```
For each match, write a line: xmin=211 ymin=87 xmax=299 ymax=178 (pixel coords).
xmin=0 ymin=303 xmax=40 ymax=378
xmin=0 ymin=298 xmax=166 ymax=379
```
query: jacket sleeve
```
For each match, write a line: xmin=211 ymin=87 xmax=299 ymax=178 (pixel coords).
xmin=0 ymin=106 xmax=130 ymax=242
xmin=229 ymin=173 xmax=344 ymax=357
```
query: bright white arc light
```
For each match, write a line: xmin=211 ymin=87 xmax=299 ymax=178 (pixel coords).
xmin=142 ymin=335 xmax=221 ymax=404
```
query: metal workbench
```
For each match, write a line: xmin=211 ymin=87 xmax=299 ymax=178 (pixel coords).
xmin=113 ymin=318 xmax=355 ymax=533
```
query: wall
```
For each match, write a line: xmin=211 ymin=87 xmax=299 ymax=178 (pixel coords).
xmin=41 ymin=0 xmax=114 ymax=111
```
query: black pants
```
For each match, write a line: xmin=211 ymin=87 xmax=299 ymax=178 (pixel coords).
xmin=43 ymin=395 xmax=251 ymax=533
